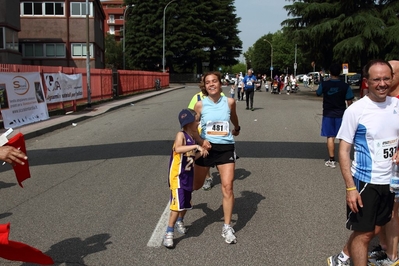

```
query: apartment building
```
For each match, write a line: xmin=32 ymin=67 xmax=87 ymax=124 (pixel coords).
xmin=19 ymin=0 xmax=106 ymax=68
xmin=101 ymin=0 xmax=125 ymax=42
xmin=0 ymin=0 xmax=22 ymax=64
xmin=100 ymin=0 xmax=125 ymax=43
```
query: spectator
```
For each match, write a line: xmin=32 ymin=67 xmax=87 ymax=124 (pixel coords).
xmin=316 ymin=63 xmax=354 ymax=169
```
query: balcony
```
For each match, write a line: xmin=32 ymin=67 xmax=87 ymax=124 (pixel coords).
xmin=107 ymin=18 xmax=124 ymax=26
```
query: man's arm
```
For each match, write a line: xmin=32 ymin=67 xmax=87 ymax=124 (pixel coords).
xmin=346 ymin=100 xmax=353 ymax=107
xmin=316 ymin=83 xmax=323 ymax=96
xmin=339 ymin=139 xmax=363 ymax=213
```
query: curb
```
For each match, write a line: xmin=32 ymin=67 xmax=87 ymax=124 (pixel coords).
xmin=21 ymin=86 xmax=186 ymax=140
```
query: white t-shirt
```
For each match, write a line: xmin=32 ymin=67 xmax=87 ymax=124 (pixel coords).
xmin=337 ymin=96 xmax=399 ymax=184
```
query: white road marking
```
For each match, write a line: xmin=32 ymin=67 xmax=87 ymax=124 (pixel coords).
xmin=147 ymin=202 xmax=170 ymax=247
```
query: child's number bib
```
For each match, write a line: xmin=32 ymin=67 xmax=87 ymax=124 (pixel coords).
xmin=206 ymin=121 xmax=229 ymax=136
xmin=374 ymin=137 xmax=398 ymax=162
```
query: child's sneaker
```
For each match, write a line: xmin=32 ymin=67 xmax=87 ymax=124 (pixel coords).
xmin=175 ymin=221 xmax=188 ymax=234
xmin=163 ymin=232 xmax=174 ymax=248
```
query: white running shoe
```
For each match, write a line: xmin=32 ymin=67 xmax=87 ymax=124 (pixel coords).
xmin=202 ymin=178 xmax=213 ymax=191
xmin=375 ymin=257 xmax=399 ymax=266
xmin=327 ymin=254 xmax=351 ymax=266
xmin=325 ymin=160 xmax=336 ymax=168
xmin=163 ymin=232 xmax=174 ymax=248
xmin=221 ymin=225 xmax=237 ymax=244
xmin=175 ymin=221 xmax=188 ymax=234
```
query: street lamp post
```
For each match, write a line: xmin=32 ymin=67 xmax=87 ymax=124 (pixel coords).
xmin=123 ymin=4 xmax=134 ymax=70
xmin=86 ymin=0 xmax=91 ymax=108
xmin=162 ymin=0 xmax=176 ymax=73
xmin=264 ymin=39 xmax=273 ymax=80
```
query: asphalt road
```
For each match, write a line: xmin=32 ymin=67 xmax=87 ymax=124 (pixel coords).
xmin=0 ymin=85 xmax=366 ymax=266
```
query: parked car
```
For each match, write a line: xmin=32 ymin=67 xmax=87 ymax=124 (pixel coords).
xmin=296 ymin=74 xmax=305 ymax=82
xmin=229 ymin=74 xmax=237 ymax=84
xmin=222 ymin=74 xmax=236 ymax=85
xmin=348 ymin=73 xmax=361 ymax=86
xmin=307 ymin=72 xmax=320 ymax=84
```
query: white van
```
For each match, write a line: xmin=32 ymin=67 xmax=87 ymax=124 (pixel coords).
xmin=307 ymin=72 xmax=320 ymax=84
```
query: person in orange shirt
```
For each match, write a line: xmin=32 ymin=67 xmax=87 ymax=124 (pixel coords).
xmin=359 ymin=79 xmax=368 ymax=98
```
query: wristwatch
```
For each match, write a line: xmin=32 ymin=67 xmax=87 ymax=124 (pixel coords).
xmin=234 ymin=126 xmax=241 ymax=132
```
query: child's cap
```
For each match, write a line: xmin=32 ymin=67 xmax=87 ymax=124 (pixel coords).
xmin=178 ymin=109 xmax=196 ymax=128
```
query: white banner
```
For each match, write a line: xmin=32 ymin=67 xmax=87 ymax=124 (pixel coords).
xmin=0 ymin=72 xmax=49 ymax=129
xmin=43 ymin=73 xmax=83 ymax=103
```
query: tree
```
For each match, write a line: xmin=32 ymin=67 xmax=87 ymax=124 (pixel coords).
xmin=282 ymin=0 xmax=399 ymax=72
xmin=104 ymin=34 xmax=123 ymax=69
xmin=125 ymin=0 xmax=242 ymax=73
xmin=249 ymin=31 xmax=307 ymax=77
xmin=231 ymin=63 xmax=247 ymax=75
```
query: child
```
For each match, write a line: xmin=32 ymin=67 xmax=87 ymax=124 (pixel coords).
xmin=163 ymin=109 xmax=207 ymax=248
xmin=230 ymin=85 xmax=235 ymax=99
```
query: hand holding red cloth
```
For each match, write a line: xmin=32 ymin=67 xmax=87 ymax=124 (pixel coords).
xmin=0 ymin=223 xmax=53 ymax=264
xmin=5 ymin=133 xmax=30 ymax=187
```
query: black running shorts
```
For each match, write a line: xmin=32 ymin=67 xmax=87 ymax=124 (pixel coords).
xmin=346 ymin=179 xmax=394 ymax=232
xmin=195 ymin=143 xmax=236 ymax=167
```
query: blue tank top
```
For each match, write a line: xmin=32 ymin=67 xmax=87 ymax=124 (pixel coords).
xmin=200 ymin=96 xmax=234 ymax=144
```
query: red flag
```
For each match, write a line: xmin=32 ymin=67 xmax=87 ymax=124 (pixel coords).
xmin=0 ymin=223 xmax=53 ymax=264
xmin=6 ymin=133 xmax=30 ymax=187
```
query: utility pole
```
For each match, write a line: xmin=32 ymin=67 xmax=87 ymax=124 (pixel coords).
xmin=86 ymin=0 xmax=91 ymax=108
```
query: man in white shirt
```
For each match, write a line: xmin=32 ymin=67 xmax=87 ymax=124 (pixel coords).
xmin=327 ymin=60 xmax=399 ymax=266
xmin=302 ymin=74 xmax=309 ymax=88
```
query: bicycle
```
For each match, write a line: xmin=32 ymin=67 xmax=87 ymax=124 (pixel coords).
xmin=155 ymin=78 xmax=161 ymax=91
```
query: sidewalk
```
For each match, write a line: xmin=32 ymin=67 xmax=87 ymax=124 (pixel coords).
xmin=6 ymin=85 xmax=185 ymax=140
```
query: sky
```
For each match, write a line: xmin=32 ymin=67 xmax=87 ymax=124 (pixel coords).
xmin=234 ymin=0 xmax=290 ymax=61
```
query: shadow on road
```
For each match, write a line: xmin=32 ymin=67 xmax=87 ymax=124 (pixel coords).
xmin=0 ymin=212 xmax=12 ymax=219
xmin=0 ymin=181 xmax=16 ymax=189
xmin=0 ymin=141 xmax=326 ymax=173
xmin=174 ymin=190 xmax=265 ymax=246
xmin=21 ymin=233 xmax=112 ymax=266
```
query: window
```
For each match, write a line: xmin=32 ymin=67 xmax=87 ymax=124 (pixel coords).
xmin=108 ymin=26 xmax=115 ymax=35
xmin=71 ymin=43 xmax=93 ymax=58
xmin=0 ymin=28 xmax=4 ymax=49
xmin=109 ymin=15 xmax=115 ymax=23
xmin=45 ymin=3 xmax=64 ymax=15
xmin=21 ymin=2 xmax=42 ymax=15
xmin=71 ymin=2 xmax=93 ymax=17
xmin=35 ymin=44 xmax=44 ymax=57
xmin=5 ymin=28 xmax=18 ymax=51
xmin=22 ymin=43 xmax=65 ymax=58
xmin=21 ymin=2 xmax=64 ymax=16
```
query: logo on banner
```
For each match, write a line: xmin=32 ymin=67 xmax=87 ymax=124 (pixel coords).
xmin=45 ymin=75 xmax=61 ymax=92
xmin=12 ymin=76 xmax=30 ymax=95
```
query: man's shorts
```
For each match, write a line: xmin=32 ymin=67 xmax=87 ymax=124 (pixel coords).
xmin=195 ymin=143 xmax=236 ymax=167
xmin=346 ymin=179 xmax=394 ymax=232
xmin=321 ymin=116 xmax=343 ymax=137
xmin=169 ymin=188 xmax=192 ymax=211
